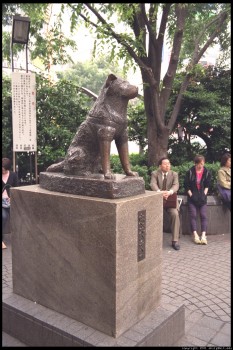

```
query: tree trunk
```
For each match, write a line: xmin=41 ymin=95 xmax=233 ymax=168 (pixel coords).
xmin=143 ymin=86 xmax=156 ymax=166
xmin=143 ymin=83 xmax=170 ymax=167
xmin=147 ymin=118 xmax=170 ymax=166
xmin=156 ymin=127 xmax=170 ymax=162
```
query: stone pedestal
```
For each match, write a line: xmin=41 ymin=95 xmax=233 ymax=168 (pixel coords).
xmin=39 ymin=172 xmax=145 ymax=199
xmin=10 ymin=185 xmax=163 ymax=338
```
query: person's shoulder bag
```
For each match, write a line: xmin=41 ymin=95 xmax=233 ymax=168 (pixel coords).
xmin=217 ymin=183 xmax=231 ymax=203
xmin=2 ymin=184 xmax=11 ymax=208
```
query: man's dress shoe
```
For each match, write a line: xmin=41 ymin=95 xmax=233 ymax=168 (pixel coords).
xmin=172 ymin=242 xmax=180 ymax=251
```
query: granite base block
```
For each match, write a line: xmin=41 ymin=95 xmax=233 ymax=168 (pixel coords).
xmin=10 ymin=185 xmax=163 ymax=338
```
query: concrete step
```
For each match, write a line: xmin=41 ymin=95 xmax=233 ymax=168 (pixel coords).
xmin=3 ymin=292 xmax=185 ymax=347
xmin=2 ymin=331 xmax=27 ymax=347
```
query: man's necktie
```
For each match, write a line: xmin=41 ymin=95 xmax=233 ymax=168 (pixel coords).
xmin=162 ymin=173 xmax=167 ymax=190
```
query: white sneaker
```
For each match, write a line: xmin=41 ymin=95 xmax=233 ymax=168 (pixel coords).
xmin=201 ymin=232 xmax=207 ymax=245
xmin=193 ymin=232 xmax=201 ymax=244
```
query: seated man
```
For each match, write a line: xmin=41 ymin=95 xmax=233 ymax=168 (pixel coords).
xmin=150 ymin=157 xmax=181 ymax=251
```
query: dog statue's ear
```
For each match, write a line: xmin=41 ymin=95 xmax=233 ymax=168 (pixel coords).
xmin=105 ymin=74 xmax=117 ymax=88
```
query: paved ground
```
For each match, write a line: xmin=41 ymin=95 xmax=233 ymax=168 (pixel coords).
xmin=2 ymin=232 xmax=231 ymax=347
xmin=162 ymin=232 xmax=231 ymax=347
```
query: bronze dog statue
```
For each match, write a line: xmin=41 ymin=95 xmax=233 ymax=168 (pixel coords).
xmin=46 ymin=74 xmax=139 ymax=179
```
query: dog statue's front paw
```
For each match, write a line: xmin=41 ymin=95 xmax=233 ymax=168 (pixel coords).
xmin=104 ymin=172 xmax=116 ymax=180
xmin=125 ymin=171 xmax=139 ymax=177
xmin=46 ymin=161 xmax=64 ymax=172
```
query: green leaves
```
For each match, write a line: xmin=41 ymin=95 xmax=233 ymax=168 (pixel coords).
xmin=57 ymin=56 xmax=124 ymax=95
xmin=127 ymin=101 xmax=147 ymax=151
xmin=2 ymin=4 xmax=77 ymax=71
xmin=167 ymin=65 xmax=231 ymax=162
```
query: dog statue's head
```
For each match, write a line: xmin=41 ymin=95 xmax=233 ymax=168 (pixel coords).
xmin=104 ymin=74 xmax=138 ymax=99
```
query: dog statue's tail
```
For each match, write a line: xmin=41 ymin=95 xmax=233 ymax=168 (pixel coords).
xmin=46 ymin=160 xmax=64 ymax=172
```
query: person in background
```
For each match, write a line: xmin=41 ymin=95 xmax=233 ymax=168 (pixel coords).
xmin=217 ymin=153 xmax=231 ymax=211
xmin=150 ymin=157 xmax=181 ymax=251
xmin=184 ymin=155 xmax=211 ymax=245
xmin=2 ymin=157 xmax=18 ymax=249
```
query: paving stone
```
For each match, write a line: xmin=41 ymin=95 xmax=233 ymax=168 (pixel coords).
xmin=85 ymin=329 xmax=111 ymax=346
xmin=175 ymin=334 xmax=207 ymax=347
xmin=220 ymin=323 xmax=231 ymax=336
xmin=188 ymin=324 xmax=218 ymax=342
xmin=210 ymin=332 xmax=232 ymax=347
xmin=198 ymin=315 xmax=224 ymax=331
xmin=218 ymin=315 xmax=231 ymax=322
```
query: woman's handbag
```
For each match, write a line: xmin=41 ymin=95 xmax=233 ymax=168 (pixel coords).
xmin=217 ymin=184 xmax=231 ymax=203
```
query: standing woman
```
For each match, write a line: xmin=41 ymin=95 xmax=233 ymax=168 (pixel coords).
xmin=184 ymin=155 xmax=211 ymax=245
xmin=217 ymin=153 xmax=231 ymax=211
xmin=2 ymin=158 xmax=18 ymax=249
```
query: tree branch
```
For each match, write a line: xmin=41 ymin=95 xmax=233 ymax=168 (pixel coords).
xmin=157 ymin=3 xmax=171 ymax=46
xmin=196 ymin=11 xmax=228 ymax=50
xmin=140 ymin=3 xmax=157 ymax=50
xmin=160 ymin=4 xmax=188 ymax=118
xmin=168 ymin=75 xmax=190 ymax=131
xmin=155 ymin=4 xmax=171 ymax=91
xmin=168 ymin=9 xmax=228 ymax=132
xmin=78 ymin=12 xmax=98 ymax=30
xmin=83 ymin=3 xmax=157 ymax=87
xmin=130 ymin=5 xmax=147 ymax=62
xmin=192 ymin=11 xmax=228 ymax=64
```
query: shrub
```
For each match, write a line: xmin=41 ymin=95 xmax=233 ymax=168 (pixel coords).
xmin=172 ymin=162 xmax=220 ymax=195
xmin=131 ymin=165 xmax=151 ymax=189
xmin=110 ymin=155 xmax=122 ymax=173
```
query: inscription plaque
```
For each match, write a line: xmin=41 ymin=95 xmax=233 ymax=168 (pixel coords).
xmin=138 ymin=210 xmax=146 ymax=261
